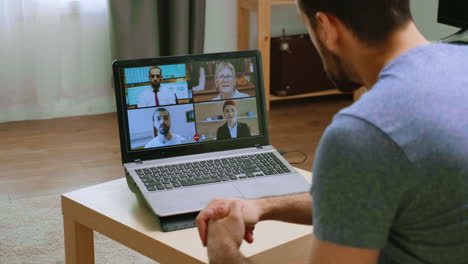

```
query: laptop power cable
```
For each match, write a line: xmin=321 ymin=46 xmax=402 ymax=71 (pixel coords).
xmin=278 ymin=150 xmax=308 ymax=165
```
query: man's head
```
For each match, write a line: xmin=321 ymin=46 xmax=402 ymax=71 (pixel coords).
xmin=297 ymin=0 xmax=412 ymax=45
xmin=152 ymin=108 xmax=171 ymax=135
xmin=215 ymin=62 xmax=236 ymax=96
xmin=296 ymin=0 xmax=413 ymax=91
xmin=149 ymin=66 xmax=163 ymax=91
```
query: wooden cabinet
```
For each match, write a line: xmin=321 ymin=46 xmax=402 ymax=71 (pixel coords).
xmin=237 ymin=0 xmax=342 ymax=110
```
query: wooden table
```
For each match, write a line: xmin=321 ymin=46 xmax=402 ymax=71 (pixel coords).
xmin=62 ymin=168 xmax=313 ymax=264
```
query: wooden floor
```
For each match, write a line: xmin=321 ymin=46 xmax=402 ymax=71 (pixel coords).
xmin=0 ymin=95 xmax=353 ymax=200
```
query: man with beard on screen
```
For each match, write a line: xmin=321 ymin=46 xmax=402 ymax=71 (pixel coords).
xmin=195 ymin=0 xmax=468 ymax=263
xmin=137 ymin=66 xmax=177 ymax=107
xmin=144 ymin=108 xmax=183 ymax=148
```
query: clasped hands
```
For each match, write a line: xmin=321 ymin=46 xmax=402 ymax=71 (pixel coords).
xmin=196 ymin=198 xmax=262 ymax=250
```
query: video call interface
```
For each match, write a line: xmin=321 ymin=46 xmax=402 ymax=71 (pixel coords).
xmin=123 ymin=57 xmax=261 ymax=150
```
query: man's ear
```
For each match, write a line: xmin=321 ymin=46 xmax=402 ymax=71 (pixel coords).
xmin=315 ymin=12 xmax=340 ymax=53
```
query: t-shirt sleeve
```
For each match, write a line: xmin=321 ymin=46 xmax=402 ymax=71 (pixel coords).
xmin=311 ymin=114 xmax=415 ymax=249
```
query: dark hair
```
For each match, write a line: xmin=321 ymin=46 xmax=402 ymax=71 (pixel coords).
xmin=153 ymin=107 xmax=170 ymax=120
xmin=297 ymin=0 xmax=412 ymax=45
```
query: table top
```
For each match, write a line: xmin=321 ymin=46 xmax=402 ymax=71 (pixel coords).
xmin=61 ymin=168 xmax=313 ymax=264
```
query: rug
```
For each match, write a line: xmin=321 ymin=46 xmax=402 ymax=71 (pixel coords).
xmin=0 ymin=195 xmax=157 ymax=264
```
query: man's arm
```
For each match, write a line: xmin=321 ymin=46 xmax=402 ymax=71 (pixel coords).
xmin=307 ymin=234 xmax=380 ymax=264
xmin=205 ymin=198 xmax=380 ymax=264
xmin=207 ymin=229 xmax=380 ymax=264
xmin=206 ymin=200 xmax=253 ymax=264
xmin=257 ymin=192 xmax=312 ymax=224
xmin=197 ymin=192 xmax=312 ymax=247
xmin=208 ymin=234 xmax=380 ymax=264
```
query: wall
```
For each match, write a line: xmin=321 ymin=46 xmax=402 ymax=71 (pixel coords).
xmin=204 ymin=0 xmax=238 ymax=53
xmin=410 ymin=0 xmax=458 ymax=41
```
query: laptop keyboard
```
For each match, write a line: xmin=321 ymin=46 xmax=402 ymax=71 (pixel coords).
xmin=134 ymin=152 xmax=291 ymax=192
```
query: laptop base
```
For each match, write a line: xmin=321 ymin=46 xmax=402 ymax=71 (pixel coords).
xmin=158 ymin=212 xmax=198 ymax=232
xmin=126 ymin=173 xmax=198 ymax=232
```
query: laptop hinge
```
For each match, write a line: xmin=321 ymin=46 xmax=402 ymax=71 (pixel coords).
xmin=134 ymin=159 xmax=143 ymax=165
xmin=255 ymin=144 xmax=263 ymax=149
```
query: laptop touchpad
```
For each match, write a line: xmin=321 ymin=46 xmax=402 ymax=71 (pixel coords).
xmin=234 ymin=174 xmax=310 ymax=199
xmin=148 ymin=183 xmax=244 ymax=216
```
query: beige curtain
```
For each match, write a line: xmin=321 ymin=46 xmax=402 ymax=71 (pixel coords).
xmin=0 ymin=0 xmax=113 ymax=122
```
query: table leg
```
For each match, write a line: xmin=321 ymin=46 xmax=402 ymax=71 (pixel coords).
xmin=63 ymin=216 xmax=95 ymax=264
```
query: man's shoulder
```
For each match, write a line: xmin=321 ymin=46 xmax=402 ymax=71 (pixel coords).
xmin=374 ymin=43 xmax=468 ymax=94
xmin=145 ymin=137 xmax=160 ymax=148
xmin=140 ymin=87 xmax=153 ymax=95
xmin=171 ymin=134 xmax=184 ymax=143
xmin=158 ymin=86 xmax=171 ymax=93
xmin=382 ymin=43 xmax=468 ymax=73
xmin=339 ymin=43 xmax=468 ymax=151
xmin=323 ymin=114 xmax=385 ymax=145
xmin=312 ymin=113 xmax=414 ymax=249
xmin=138 ymin=88 xmax=153 ymax=100
xmin=158 ymin=87 xmax=175 ymax=97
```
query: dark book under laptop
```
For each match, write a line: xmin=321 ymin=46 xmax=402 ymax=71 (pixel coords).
xmin=112 ymin=50 xmax=310 ymax=231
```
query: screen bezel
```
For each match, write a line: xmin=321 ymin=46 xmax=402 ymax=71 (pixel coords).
xmin=113 ymin=50 xmax=269 ymax=164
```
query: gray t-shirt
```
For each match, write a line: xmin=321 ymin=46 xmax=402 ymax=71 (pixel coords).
xmin=311 ymin=43 xmax=468 ymax=263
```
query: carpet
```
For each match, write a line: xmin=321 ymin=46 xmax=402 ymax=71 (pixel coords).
xmin=0 ymin=195 xmax=157 ymax=264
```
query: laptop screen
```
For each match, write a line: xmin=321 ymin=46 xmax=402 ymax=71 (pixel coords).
xmin=113 ymin=51 xmax=267 ymax=160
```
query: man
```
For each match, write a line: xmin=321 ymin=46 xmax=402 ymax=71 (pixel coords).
xmin=137 ymin=66 xmax=177 ymax=107
xmin=197 ymin=0 xmax=468 ymax=263
xmin=144 ymin=108 xmax=183 ymax=148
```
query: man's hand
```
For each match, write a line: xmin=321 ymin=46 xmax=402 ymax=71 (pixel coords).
xmin=206 ymin=200 xmax=250 ymax=264
xmin=196 ymin=198 xmax=262 ymax=247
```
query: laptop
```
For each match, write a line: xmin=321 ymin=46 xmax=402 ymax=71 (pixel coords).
xmin=112 ymin=50 xmax=310 ymax=231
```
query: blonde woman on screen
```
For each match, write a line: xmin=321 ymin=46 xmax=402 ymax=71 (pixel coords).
xmin=212 ymin=62 xmax=249 ymax=100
